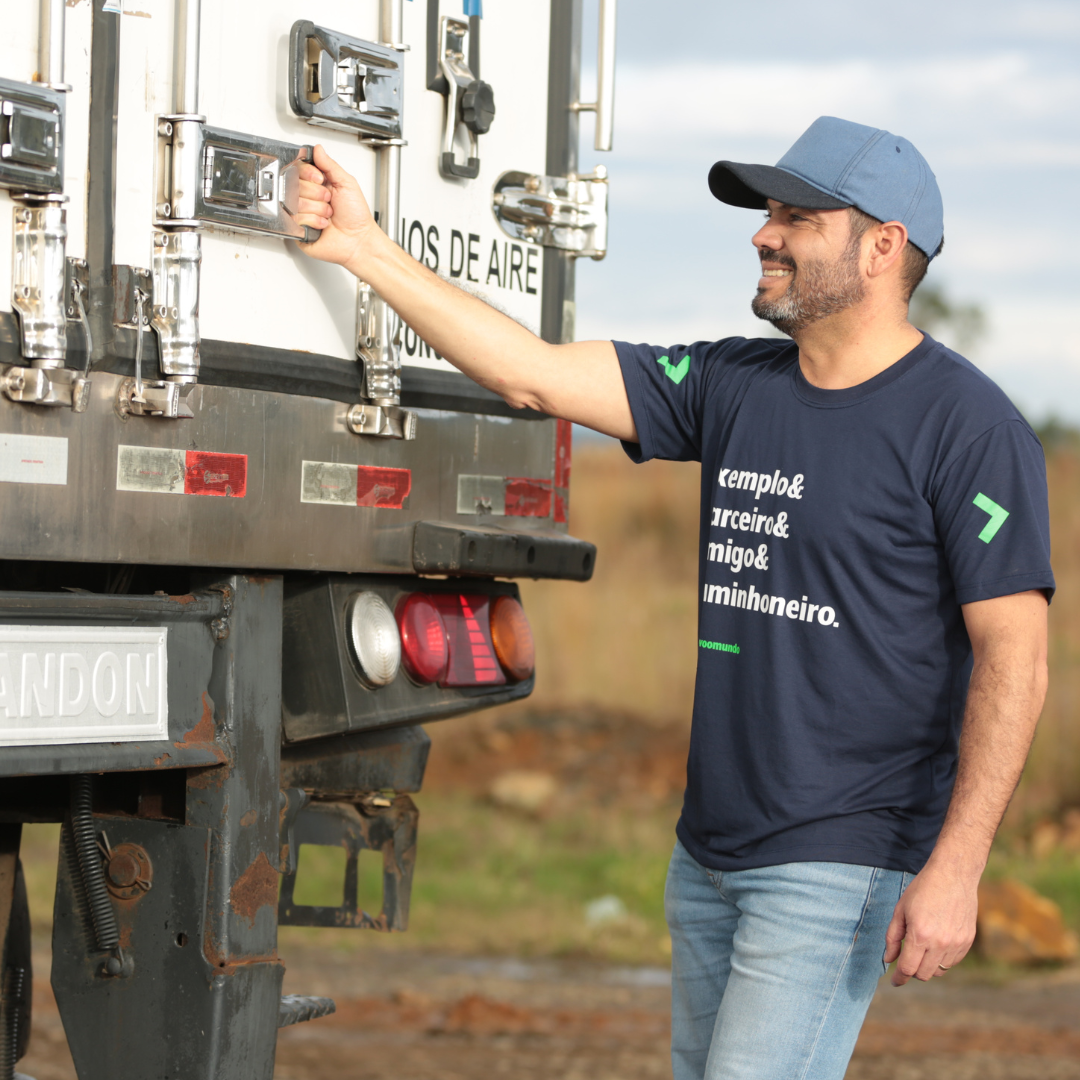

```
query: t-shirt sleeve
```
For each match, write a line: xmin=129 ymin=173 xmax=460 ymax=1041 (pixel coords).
xmin=614 ymin=339 xmax=711 ymax=464
xmin=933 ymin=420 xmax=1055 ymax=605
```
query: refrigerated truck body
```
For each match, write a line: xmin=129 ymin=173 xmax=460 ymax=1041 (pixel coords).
xmin=0 ymin=0 xmax=613 ymax=1075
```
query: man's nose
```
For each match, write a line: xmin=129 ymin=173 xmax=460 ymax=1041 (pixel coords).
xmin=751 ymin=222 xmax=781 ymax=253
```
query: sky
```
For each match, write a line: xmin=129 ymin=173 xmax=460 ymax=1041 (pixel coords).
xmin=570 ymin=0 xmax=1080 ymax=427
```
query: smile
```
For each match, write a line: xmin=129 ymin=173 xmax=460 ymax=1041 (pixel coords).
xmin=761 ymin=269 xmax=792 ymax=277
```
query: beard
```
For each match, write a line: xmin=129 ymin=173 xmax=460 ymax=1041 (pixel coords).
xmin=751 ymin=236 xmax=865 ymax=337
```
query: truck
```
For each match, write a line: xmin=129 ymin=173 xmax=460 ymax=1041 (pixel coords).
xmin=0 ymin=0 xmax=615 ymax=1075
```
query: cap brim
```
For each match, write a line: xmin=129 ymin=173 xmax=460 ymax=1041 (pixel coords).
xmin=708 ymin=161 xmax=850 ymax=211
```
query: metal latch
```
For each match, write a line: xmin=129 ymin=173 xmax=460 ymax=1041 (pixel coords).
xmin=156 ymin=120 xmax=317 ymax=243
xmin=0 ymin=79 xmax=65 ymax=194
xmin=289 ymin=21 xmax=404 ymax=140
xmin=1 ymin=364 xmax=89 ymax=411
xmin=353 ymin=282 xmax=416 ymax=440
xmin=437 ymin=17 xmax=495 ymax=180
xmin=113 ymin=243 xmax=197 ymax=421
xmin=492 ymin=167 xmax=608 ymax=260
xmin=5 ymin=202 xmax=90 ymax=412
xmin=66 ymin=256 xmax=92 ymax=368
xmin=112 ymin=264 xmax=153 ymax=329
xmin=346 ymin=403 xmax=416 ymax=440
xmin=116 ymin=378 xmax=195 ymax=421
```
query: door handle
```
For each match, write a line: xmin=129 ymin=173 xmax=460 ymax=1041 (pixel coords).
xmin=571 ymin=0 xmax=618 ymax=152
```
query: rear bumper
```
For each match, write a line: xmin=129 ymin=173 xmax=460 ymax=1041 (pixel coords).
xmin=413 ymin=521 xmax=595 ymax=581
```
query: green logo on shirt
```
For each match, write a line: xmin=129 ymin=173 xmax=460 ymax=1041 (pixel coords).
xmin=657 ymin=354 xmax=690 ymax=385
xmin=699 ymin=639 xmax=740 ymax=654
xmin=973 ymin=492 xmax=1009 ymax=543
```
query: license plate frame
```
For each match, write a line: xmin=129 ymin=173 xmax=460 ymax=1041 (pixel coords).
xmin=0 ymin=625 xmax=169 ymax=747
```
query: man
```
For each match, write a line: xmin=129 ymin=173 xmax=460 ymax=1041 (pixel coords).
xmin=294 ymin=116 xmax=1052 ymax=1079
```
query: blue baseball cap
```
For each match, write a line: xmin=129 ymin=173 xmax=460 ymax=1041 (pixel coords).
xmin=708 ymin=116 xmax=944 ymax=259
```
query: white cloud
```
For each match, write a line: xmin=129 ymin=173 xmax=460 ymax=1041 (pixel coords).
xmin=985 ymin=1 xmax=1080 ymax=38
xmin=608 ymin=54 xmax=1080 ymax=164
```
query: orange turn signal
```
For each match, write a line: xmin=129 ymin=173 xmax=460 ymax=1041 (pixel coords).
xmin=490 ymin=595 xmax=535 ymax=681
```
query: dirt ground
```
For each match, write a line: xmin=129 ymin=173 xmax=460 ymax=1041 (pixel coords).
xmin=17 ymin=710 xmax=1080 ymax=1078
xmin=17 ymin=943 xmax=1080 ymax=1080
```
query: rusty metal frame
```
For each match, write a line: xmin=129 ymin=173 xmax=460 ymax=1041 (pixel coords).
xmin=278 ymin=797 xmax=418 ymax=932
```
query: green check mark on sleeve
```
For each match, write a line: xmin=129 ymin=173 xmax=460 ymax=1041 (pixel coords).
xmin=973 ymin=492 xmax=1009 ymax=543
xmin=657 ymin=354 xmax=690 ymax=385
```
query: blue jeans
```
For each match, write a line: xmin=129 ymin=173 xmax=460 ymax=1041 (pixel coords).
xmin=665 ymin=839 xmax=911 ymax=1080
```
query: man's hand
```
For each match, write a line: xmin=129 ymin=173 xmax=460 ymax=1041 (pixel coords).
xmin=883 ymin=858 xmax=978 ymax=985
xmin=294 ymin=145 xmax=383 ymax=271
xmin=884 ymin=589 xmax=1047 ymax=986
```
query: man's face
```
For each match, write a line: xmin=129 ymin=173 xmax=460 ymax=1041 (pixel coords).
xmin=750 ymin=201 xmax=866 ymax=336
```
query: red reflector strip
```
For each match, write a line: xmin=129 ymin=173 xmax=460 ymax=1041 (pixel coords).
xmin=505 ymin=477 xmax=552 ymax=518
xmin=554 ymin=419 xmax=572 ymax=488
xmin=301 ymin=460 xmax=411 ymax=509
xmin=554 ymin=420 xmax=572 ymax=524
xmin=184 ymin=450 xmax=247 ymax=497
xmin=357 ymin=465 xmax=412 ymax=508
xmin=430 ymin=594 xmax=507 ymax=688
xmin=117 ymin=446 xmax=246 ymax=497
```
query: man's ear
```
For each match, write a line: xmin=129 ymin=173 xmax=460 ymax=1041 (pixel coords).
xmin=865 ymin=221 xmax=908 ymax=280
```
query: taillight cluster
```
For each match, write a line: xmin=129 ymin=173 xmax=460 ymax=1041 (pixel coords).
xmin=346 ymin=590 xmax=534 ymax=690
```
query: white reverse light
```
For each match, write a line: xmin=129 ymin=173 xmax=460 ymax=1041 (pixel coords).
xmin=346 ymin=592 xmax=401 ymax=688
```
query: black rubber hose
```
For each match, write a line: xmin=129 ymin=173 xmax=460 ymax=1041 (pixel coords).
xmin=70 ymin=776 xmax=120 ymax=953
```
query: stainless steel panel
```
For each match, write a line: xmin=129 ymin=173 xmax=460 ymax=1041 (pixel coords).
xmin=0 ymin=372 xmax=561 ymax=572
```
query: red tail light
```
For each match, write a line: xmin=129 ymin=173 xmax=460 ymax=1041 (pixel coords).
xmin=397 ymin=593 xmax=512 ymax=688
xmin=396 ymin=594 xmax=449 ymax=685
xmin=429 ymin=594 xmax=507 ymax=687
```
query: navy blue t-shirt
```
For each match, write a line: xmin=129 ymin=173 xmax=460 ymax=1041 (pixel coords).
xmin=616 ymin=333 xmax=1054 ymax=875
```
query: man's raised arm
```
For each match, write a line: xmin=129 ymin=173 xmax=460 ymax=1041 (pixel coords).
xmin=294 ymin=145 xmax=637 ymax=443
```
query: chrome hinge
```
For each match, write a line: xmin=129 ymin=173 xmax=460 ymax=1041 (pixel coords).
xmin=2 ymin=364 xmax=89 ymax=411
xmin=289 ymin=22 xmax=404 ymax=140
xmin=356 ymin=281 xmax=400 ymax=403
xmin=151 ymin=230 xmax=200 ymax=380
xmin=492 ymin=167 xmax=608 ymax=260
xmin=12 ymin=198 xmax=68 ymax=360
